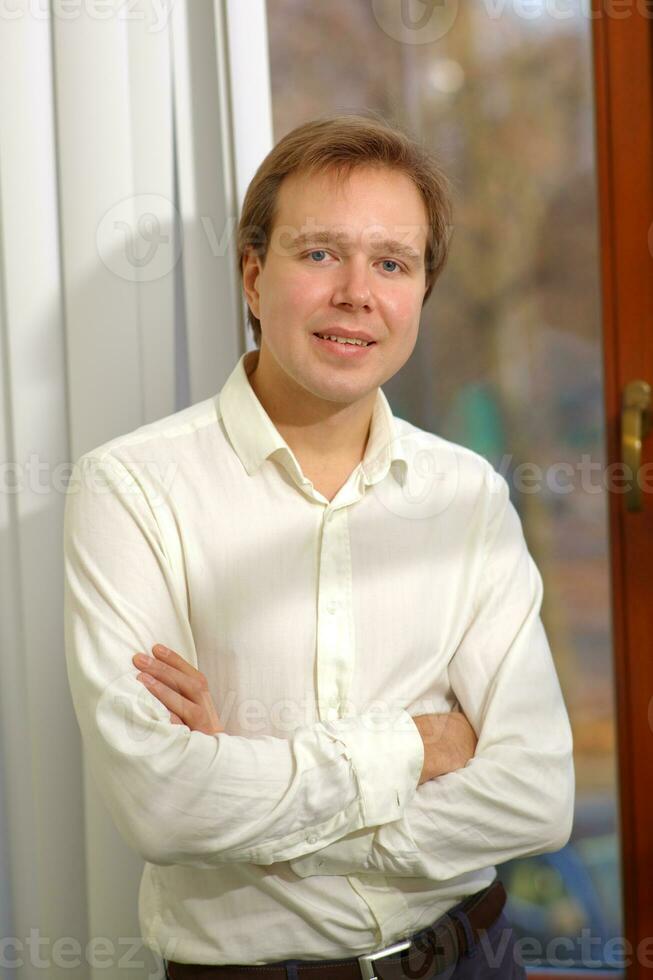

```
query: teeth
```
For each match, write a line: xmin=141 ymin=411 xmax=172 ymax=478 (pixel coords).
xmin=316 ymin=334 xmax=370 ymax=347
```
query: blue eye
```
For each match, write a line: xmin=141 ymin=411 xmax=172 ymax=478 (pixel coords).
xmin=304 ymin=251 xmax=402 ymax=273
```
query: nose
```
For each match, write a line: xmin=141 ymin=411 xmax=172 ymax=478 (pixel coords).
xmin=331 ymin=256 xmax=373 ymax=312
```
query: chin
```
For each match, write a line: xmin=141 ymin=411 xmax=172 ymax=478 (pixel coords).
xmin=312 ymin=375 xmax=378 ymax=402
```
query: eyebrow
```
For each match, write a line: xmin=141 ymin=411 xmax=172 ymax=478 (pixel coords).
xmin=286 ymin=230 xmax=423 ymax=268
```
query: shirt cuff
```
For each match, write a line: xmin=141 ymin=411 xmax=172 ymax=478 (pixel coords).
xmin=290 ymin=826 xmax=376 ymax=878
xmin=322 ymin=707 xmax=424 ymax=826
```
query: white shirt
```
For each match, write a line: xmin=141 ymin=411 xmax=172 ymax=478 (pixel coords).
xmin=63 ymin=349 xmax=575 ymax=966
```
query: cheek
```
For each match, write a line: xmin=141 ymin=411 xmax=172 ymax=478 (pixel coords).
xmin=273 ymin=271 xmax=329 ymax=318
xmin=380 ymin=284 xmax=424 ymax=327
xmin=288 ymin=279 xmax=316 ymax=307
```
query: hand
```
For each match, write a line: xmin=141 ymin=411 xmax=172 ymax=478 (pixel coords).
xmin=412 ymin=709 xmax=478 ymax=785
xmin=132 ymin=645 xmax=225 ymax=735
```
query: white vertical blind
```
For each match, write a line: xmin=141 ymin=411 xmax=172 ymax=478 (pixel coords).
xmin=0 ymin=9 xmax=87 ymax=980
xmin=126 ymin=5 xmax=177 ymax=423
xmin=52 ymin=9 xmax=174 ymax=975
xmin=170 ymin=0 xmax=242 ymax=397
xmin=0 ymin=0 xmax=273 ymax=976
xmin=222 ymin=0 xmax=274 ymax=351
xmin=223 ymin=0 xmax=274 ymax=208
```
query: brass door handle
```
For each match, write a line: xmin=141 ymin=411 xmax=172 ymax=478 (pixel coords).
xmin=621 ymin=379 xmax=652 ymax=512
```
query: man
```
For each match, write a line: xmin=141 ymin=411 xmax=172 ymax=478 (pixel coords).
xmin=64 ymin=112 xmax=574 ymax=979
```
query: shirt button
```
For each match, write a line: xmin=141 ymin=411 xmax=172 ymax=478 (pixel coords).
xmin=307 ymin=834 xmax=318 ymax=845
xmin=326 ymin=600 xmax=337 ymax=614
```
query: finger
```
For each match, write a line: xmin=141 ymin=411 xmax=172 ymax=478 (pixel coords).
xmin=151 ymin=645 xmax=200 ymax=678
xmin=136 ymin=673 xmax=197 ymax=723
xmin=135 ymin=655 xmax=204 ymax=703
xmin=169 ymin=711 xmax=184 ymax=724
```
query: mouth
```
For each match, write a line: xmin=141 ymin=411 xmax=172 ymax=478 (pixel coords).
xmin=312 ymin=332 xmax=377 ymax=356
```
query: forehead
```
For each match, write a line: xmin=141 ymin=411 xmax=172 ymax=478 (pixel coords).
xmin=273 ymin=165 xmax=429 ymax=255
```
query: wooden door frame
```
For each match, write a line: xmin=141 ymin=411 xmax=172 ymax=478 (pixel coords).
xmin=591 ymin=2 xmax=653 ymax=977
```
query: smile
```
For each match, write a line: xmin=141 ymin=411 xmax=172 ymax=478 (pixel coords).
xmin=312 ymin=333 xmax=376 ymax=357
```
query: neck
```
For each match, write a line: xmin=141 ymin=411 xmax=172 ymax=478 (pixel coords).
xmin=244 ymin=347 xmax=376 ymax=469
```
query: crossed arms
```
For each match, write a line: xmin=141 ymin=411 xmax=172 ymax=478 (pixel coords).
xmin=63 ymin=451 xmax=575 ymax=879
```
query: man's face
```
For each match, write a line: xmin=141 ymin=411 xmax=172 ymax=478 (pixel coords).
xmin=242 ymin=164 xmax=430 ymax=407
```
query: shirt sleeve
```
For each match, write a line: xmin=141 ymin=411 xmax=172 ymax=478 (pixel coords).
xmin=63 ymin=451 xmax=425 ymax=870
xmin=289 ymin=470 xmax=575 ymax=881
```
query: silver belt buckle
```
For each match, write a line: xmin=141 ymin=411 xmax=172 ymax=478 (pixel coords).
xmin=357 ymin=937 xmax=412 ymax=980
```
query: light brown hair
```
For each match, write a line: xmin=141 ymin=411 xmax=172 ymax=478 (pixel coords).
xmin=237 ymin=110 xmax=454 ymax=348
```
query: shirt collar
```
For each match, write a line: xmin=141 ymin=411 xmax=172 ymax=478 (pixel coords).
xmin=218 ymin=350 xmax=408 ymax=490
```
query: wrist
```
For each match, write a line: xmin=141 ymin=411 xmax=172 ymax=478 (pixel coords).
xmin=413 ymin=713 xmax=449 ymax=782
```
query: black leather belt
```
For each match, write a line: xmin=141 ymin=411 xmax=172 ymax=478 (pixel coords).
xmin=165 ymin=878 xmax=507 ymax=980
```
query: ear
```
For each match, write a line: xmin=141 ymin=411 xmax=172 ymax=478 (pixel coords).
xmin=242 ymin=249 xmax=262 ymax=319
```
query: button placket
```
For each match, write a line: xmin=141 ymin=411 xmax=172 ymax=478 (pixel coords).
xmin=316 ymin=506 xmax=353 ymax=725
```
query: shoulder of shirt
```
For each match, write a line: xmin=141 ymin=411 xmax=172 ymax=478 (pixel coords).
xmin=73 ymin=394 xmax=220 ymax=470
xmin=391 ymin=413 xmax=508 ymax=497
xmin=69 ymin=393 xmax=508 ymax=511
